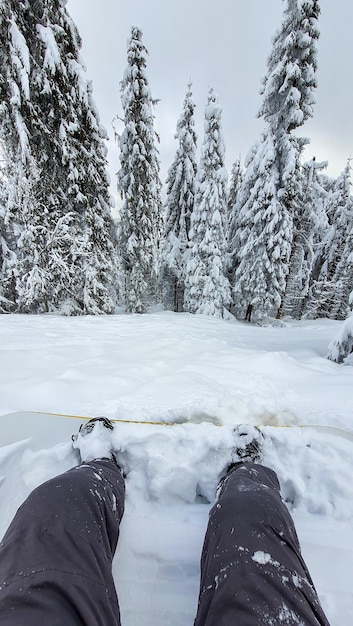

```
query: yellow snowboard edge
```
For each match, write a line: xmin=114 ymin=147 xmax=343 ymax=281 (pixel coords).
xmin=28 ymin=411 xmax=353 ymax=440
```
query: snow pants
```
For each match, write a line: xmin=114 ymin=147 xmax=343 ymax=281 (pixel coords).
xmin=0 ymin=459 xmax=125 ymax=626
xmin=194 ymin=462 xmax=330 ymax=626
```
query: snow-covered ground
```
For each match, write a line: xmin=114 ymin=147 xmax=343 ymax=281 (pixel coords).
xmin=1 ymin=312 xmax=353 ymax=624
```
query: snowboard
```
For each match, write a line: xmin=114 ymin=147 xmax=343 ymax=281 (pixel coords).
xmin=1 ymin=410 xmax=353 ymax=451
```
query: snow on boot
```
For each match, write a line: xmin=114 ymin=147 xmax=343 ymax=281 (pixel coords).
xmin=72 ymin=416 xmax=117 ymax=464
xmin=230 ymin=423 xmax=264 ymax=464
xmin=216 ymin=424 xmax=265 ymax=500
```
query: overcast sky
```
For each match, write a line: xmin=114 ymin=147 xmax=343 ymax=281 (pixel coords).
xmin=67 ymin=0 xmax=352 ymax=209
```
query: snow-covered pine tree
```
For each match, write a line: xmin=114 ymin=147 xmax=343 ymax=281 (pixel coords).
xmin=227 ymin=157 xmax=243 ymax=225
xmin=228 ymin=145 xmax=256 ymax=312
xmin=163 ymin=81 xmax=197 ymax=311
xmin=184 ymin=89 xmax=231 ymax=319
xmin=232 ymin=128 xmax=293 ymax=321
xmin=306 ymin=165 xmax=336 ymax=320
xmin=118 ymin=27 xmax=163 ymax=313
xmin=303 ymin=158 xmax=330 ymax=247
xmin=8 ymin=164 xmax=52 ymax=314
xmin=321 ymin=162 xmax=352 ymax=279
xmin=0 ymin=0 xmax=117 ymax=314
xmin=312 ymin=161 xmax=353 ymax=319
xmin=227 ymin=158 xmax=243 ymax=303
xmin=0 ymin=163 xmax=13 ymax=311
xmin=318 ymin=171 xmax=336 ymax=201
xmin=0 ymin=1 xmax=31 ymax=311
xmin=331 ymin=222 xmax=353 ymax=321
xmin=30 ymin=0 xmax=118 ymax=314
xmin=231 ymin=0 xmax=320 ymax=321
xmin=0 ymin=166 xmax=14 ymax=312
xmin=281 ymin=156 xmax=328 ymax=319
xmin=258 ymin=0 xmax=320 ymax=133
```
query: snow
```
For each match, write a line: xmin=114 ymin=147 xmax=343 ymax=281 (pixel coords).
xmin=1 ymin=311 xmax=353 ymax=624
xmin=327 ymin=315 xmax=353 ymax=365
xmin=9 ymin=20 xmax=30 ymax=100
xmin=72 ymin=419 xmax=116 ymax=463
xmin=252 ymin=551 xmax=272 ymax=565
xmin=37 ymin=25 xmax=61 ymax=75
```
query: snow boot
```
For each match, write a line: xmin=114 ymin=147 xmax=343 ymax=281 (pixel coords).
xmin=230 ymin=423 xmax=264 ymax=465
xmin=216 ymin=424 xmax=265 ymax=499
xmin=72 ymin=416 xmax=118 ymax=464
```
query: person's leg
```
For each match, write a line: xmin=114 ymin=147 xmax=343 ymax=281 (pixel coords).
xmin=194 ymin=461 xmax=330 ymax=626
xmin=0 ymin=419 xmax=125 ymax=626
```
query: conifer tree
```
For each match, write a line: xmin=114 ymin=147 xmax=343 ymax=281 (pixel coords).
xmin=0 ymin=2 xmax=31 ymax=311
xmin=331 ymin=225 xmax=353 ymax=321
xmin=0 ymin=171 xmax=14 ymax=311
xmin=258 ymin=0 xmax=320 ymax=133
xmin=227 ymin=157 xmax=243 ymax=227
xmin=163 ymin=82 xmax=197 ymax=311
xmin=0 ymin=0 xmax=117 ymax=314
xmin=227 ymin=157 xmax=244 ymax=303
xmin=184 ymin=89 xmax=231 ymax=318
xmin=320 ymin=162 xmax=352 ymax=282
xmin=281 ymin=156 xmax=328 ymax=319
xmin=232 ymin=128 xmax=293 ymax=321
xmin=312 ymin=161 xmax=353 ymax=319
xmin=118 ymin=27 xmax=163 ymax=313
xmin=231 ymin=0 xmax=320 ymax=321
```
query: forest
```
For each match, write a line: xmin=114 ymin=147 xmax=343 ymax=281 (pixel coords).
xmin=0 ymin=0 xmax=352 ymax=324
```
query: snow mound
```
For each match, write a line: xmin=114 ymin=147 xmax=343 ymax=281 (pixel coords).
xmin=327 ymin=315 xmax=353 ymax=365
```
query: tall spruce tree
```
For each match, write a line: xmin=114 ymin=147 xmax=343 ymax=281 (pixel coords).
xmin=0 ymin=169 xmax=11 ymax=311
xmin=227 ymin=157 xmax=244 ymax=306
xmin=118 ymin=27 xmax=163 ymax=313
xmin=306 ymin=165 xmax=337 ymax=319
xmin=231 ymin=0 xmax=320 ymax=321
xmin=331 ymin=225 xmax=353 ymax=321
xmin=232 ymin=128 xmax=294 ymax=320
xmin=311 ymin=161 xmax=353 ymax=319
xmin=0 ymin=0 xmax=117 ymax=314
xmin=163 ymin=81 xmax=197 ymax=311
xmin=320 ymin=162 xmax=352 ymax=283
xmin=258 ymin=0 xmax=320 ymax=132
xmin=184 ymin=89 xmax=231 ymax=318
xmin=0 ymin=2 xmax=31 ymax=310
xmin=281 ymin=156 xmax=328 ymax=319
xmin=227 ymin=158 xmax=243 ymax=227
xmin=0 ymin=168 xmax=15 ymax=311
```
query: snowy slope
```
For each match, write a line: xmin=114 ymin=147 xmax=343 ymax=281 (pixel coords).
xmin=1 ymin=312 xmax=353 ymax=624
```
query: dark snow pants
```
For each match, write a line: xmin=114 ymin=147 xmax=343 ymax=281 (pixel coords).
xmin=0 ymin=459 xmax=125 ymax=626
xmin=194 ymin=462 xmax=330 ymax=626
